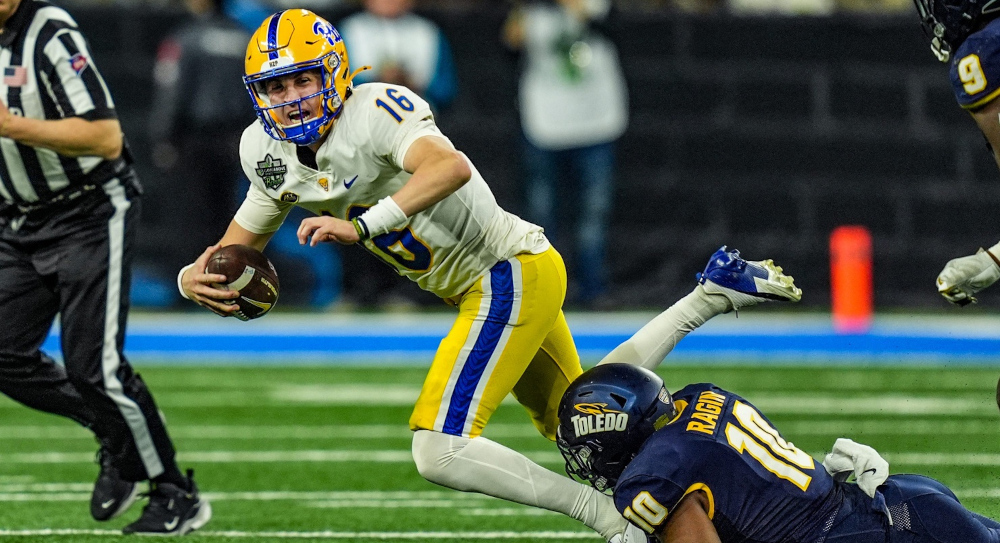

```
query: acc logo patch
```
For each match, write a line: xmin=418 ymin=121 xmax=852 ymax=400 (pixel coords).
xmin=255 ymin=154 xmax=288 ymax=190
xmin=280 ymin=191 xmax=299 ymax=203
xmin=69 ymin=53 xmax=88 ymax=75
xmin=570 ymin=403 xmax=629 ymax=437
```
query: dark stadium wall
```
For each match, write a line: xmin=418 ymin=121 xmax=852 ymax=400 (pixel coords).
xmin=73 ymin=6 xmax=999 ymax=310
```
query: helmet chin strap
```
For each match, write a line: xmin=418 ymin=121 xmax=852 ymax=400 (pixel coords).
xmin=931 ymin=37 xmax=951 ymax=62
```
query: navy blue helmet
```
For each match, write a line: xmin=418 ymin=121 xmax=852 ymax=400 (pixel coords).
xmin=556 ymin=364 xmax=677 ymax=493
xmin=915 ymin=0 xmax=1000 ymax=61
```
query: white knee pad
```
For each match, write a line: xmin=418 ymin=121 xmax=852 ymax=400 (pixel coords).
xmin=411 ymin=429 xmax=472 ymax=490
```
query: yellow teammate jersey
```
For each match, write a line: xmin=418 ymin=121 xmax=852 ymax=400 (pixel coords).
xmin=235 ymin=82 xmax=549 ymax=299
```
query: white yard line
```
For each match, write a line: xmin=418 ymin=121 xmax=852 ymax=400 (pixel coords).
xmin=2 ymin=485 xmax=1000 ymax=503
xmin=1 ymin=389 xmax=991 ymax=413
xmin=1 ymin=418 xmax=996 ymax=441
xmin=4 ymin=449 xmax=1000 ymax=466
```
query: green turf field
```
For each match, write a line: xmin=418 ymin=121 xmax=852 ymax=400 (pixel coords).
xmin=0 ymin=364 xmax=998 ymax=542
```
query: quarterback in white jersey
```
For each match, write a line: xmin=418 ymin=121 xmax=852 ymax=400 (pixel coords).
xmin=176 ymin=9 xmax=646 ymax=543
xmin=235 ymin=81 xmax=548 ymax=299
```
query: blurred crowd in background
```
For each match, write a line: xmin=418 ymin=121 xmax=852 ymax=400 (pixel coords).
xmin=56 ymin=0 xmax=915 ymax=15
xmin=51 ymin=0 xmax=954 ymax=313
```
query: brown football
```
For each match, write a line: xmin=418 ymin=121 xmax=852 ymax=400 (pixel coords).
xmin=205 ymin=245 xmax=279 ymax=321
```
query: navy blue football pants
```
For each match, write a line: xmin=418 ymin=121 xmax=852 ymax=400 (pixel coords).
xmin=0 ymin=175 xmax=181 ymax=483
xmin=827 ymin=474 xmax=1000 ymax=543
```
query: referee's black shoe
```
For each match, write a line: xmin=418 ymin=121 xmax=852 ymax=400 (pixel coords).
xmin=122 ymin=470 xmax=211 ymax=536
xmin=90 ymin=448 xmax=140 ymax=521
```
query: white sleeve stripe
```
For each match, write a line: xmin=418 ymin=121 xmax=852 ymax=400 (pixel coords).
xmin=42 ymin=31 xmax=95 ymax=115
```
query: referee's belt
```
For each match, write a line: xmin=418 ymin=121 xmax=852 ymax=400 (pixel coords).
xmin=14 ymin=183 xmax=98 ymax=214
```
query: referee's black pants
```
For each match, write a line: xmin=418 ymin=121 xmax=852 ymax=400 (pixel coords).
xmin=0 ymin=174 xmax=182 ymax=483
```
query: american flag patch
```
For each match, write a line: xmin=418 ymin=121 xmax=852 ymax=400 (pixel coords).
xmin=3 ymin=66 xmax=26 ymax=87
xmin=69 ymin=53 xmax=88 ymax=75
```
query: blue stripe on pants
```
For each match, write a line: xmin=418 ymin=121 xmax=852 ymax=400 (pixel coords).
xmin=442 ymin=260 xmax=514 ymax=435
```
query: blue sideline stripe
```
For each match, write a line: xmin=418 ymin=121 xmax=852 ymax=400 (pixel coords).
xmin=36 ymin=314 xmax=1000 ymax=364
xmin=57 ymin=333 xmax=1000 ymax=358
xmin=442 ymin=261 xmax=514 ymax=435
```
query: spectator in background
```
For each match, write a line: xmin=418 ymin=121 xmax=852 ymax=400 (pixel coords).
xmin=148 ymin=0 xmax=253 ymax=276
xmin=337 ymin=0 xmax=458 ymax=309
xmin=503 ymin=0 xmax=627 ymax=308
xmin=339 ymin=0 xmax=457 ymax=112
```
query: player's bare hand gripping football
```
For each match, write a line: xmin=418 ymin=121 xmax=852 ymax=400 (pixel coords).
xmin=178 ymin=224 xmax=273 ymax=316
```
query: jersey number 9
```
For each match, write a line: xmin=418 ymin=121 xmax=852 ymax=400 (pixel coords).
xmin=959 ymin=54 xmax=988 ymax=95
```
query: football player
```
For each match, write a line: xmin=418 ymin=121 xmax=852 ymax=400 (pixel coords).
xmin=559 ymin=363 xmax=1000 ymax=542
xmin=915 ymin=0 xmax=1000 ymax=305
xmin=176 ymin=10 xmax=801 ymax=540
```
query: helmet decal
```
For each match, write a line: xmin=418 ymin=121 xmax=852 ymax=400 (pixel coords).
xmin=573 ymin=403 xmax=623 ymax=416
xmin=570 ymin=410 xmax=630 ymax=437
xmin=266 ymin=11 xmax=284 ymax=59
xmin=313 ymin=20 xmax=341 ymax=46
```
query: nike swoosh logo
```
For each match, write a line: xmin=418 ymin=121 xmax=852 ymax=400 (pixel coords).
xmin=343 ymin=175 xmax=358 ymax=189
xmin=862 ymin=468 xmax=878 ymax=476
xmin=164 ymin=516 xmax=180 ymax=531
xmin=100 ymin=499 xmax=115 ymax=509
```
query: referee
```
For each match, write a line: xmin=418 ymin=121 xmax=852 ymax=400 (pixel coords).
xmin=0 ymin=0 xmax=210 ymax=535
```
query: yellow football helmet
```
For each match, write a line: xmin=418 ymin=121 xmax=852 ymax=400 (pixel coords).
xmin=244 ymin=10 xmax=365 ymax=145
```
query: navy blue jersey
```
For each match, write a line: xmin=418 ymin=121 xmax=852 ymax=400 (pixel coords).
xmin=613 ymin=383 xmax=841 ymax=541
xmin=950 ymin=17 xmax=1000 ymax=109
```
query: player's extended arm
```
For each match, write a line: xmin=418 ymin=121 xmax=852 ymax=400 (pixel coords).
xmin=297 ymin=135 xmax=471 ymax=246
xmin=659 ymin=491 xmax=721 ymax=543
xmin=396 ymin=135 xmax=472 ymax=215
xmin=0 ymin=103 xmax=122 ymax=159
xmin=178 ymin=220 xmax=275 ymax=315
xmin=935 ymin=102 xmax=1000 ymax=305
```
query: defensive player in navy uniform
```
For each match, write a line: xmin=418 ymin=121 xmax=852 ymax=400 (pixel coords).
xmin=916 ymin=0 xmax=1000 ymax=306
xmin=176 ymin=10 xmax=802 ymax=540
xmin=557 ymin=248 xmax=1000 ymax=542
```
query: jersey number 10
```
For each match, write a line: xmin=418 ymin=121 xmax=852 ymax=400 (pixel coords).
xmin=725 ymin=401 xmax=815 ymax=491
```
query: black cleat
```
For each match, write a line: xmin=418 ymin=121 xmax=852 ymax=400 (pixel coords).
xmin=122 ymin=470 xmax=211 ymax=536
xmin=90 ymin=448 xmax=140 ymax=521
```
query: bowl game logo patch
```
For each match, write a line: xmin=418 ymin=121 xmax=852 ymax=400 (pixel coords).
xmin=255 ymin=154 xmax=288 ymax=190
xmin=69 ymin=53 xmax=88 ymax=75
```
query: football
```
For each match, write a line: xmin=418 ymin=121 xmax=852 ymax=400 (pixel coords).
xmin=206 ymin=244 xmax=280 ymax=321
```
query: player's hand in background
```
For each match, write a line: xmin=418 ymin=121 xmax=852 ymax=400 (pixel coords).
xmin=178 ymin=244 xmax=240 ymax=317
xmin=936 ymin=242 xmax=1000 ymax=306
xmin=297 ymin=216 xmax=360 ymax=246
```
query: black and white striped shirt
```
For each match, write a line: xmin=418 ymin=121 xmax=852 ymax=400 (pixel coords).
xmin=0 ymin=0 xmax=128 ymax=207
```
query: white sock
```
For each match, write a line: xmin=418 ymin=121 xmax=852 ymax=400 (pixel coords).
xmin=412 ymin=430 xmax=626 ymax=540
xmin=598 ymin=285 xmax=729 ymax=370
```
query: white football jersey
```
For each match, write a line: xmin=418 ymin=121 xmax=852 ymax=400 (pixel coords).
xmin=235 ymin=83 xmax=549 ymax=299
